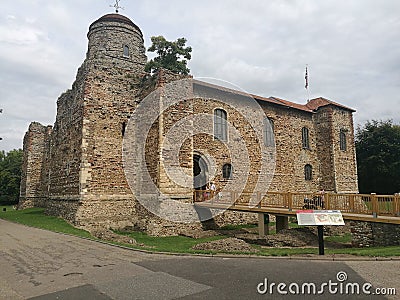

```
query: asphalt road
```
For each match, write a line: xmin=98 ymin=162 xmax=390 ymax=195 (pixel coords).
xmin=0 ymin=219 xmax=398 ymax=300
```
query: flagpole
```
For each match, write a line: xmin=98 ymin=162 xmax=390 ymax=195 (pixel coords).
xmin=305 ymin=64 xmax=310 ymax=102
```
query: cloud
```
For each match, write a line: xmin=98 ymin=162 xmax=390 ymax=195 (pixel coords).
xmin=0 ymin=0 xmax=399 ymax=152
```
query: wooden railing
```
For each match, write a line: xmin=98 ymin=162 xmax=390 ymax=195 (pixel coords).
xmin=194 ymin=190 xmax=400 ymax=218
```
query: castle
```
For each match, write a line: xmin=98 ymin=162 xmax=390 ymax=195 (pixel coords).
xmin=19 ymin=13 xmax=358 ymax=235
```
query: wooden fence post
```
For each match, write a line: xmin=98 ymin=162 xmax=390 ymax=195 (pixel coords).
xmin=324 ymin=193 xmax=330 ymax=210
xmin=371 ymin=193 xmax=378 ymax=217
xmin=394 ymin=193 xmax=400 ymax=216
xmin=349 ymin=194 xmax=355 ymax=212
xmin=287 ymin=192 xmax=293 ymax=211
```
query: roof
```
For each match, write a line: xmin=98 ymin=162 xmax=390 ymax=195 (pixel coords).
xmin=306 ymin=97 xmax=356 ymax=112
xmin=193 ymin=80 xmax=355 ymax=113
xmin=267 ymin=96 xmax=313 ymax=113
xmin=89 ymin=14 xmax=143 ymax=36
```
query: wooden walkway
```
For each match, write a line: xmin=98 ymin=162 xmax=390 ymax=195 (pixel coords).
xmin=194 ymin=191 xmax=400 ymax=225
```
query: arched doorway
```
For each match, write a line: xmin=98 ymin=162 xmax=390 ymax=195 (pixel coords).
xmin=193 ymin=154 xmax=208 ymax=190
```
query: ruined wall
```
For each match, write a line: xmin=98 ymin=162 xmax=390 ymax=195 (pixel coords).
xmin=19 ymin=122 xmax=51 ymax=208
xmin=351 ymin=221 xmax=400 ymax=247
xmin=48 ymin=74 xmax=85 ymax=199
xmin=45 ymin=67 xmax=85 ymax=220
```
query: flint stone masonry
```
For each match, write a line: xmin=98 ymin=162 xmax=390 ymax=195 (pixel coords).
xmin=350 ymin=221 xmax=400 ymax=247
xmin=20 ymin=12 xmax=360 ymax=237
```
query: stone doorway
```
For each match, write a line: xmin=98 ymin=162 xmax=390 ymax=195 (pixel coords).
xmin=193 ymin=154 xmax=208 ymax=190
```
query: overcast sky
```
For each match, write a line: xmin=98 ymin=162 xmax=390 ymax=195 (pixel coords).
xmin=0 ymin=0 xmax=399 ymax=151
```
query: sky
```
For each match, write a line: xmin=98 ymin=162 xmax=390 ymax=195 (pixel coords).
xmin=0 ymin=0 xmax=399 ymax=152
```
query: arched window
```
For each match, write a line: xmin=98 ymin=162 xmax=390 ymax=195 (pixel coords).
xmin=304 ymin=164 xmax=312 ymax=181
xmin=214 ymin=109 xmax=227 ymax=141
xmin=340 ymin=129 xmax=347 ymax=151
xmin=123 ymin=45 xmax=129 ymax=57
xmin=302 ymin=127 xmax=310 ymax=149
xmin=222 ymin=163 xmax=232 ymax=179
xmin=264 ymin=117 xmax=275 ymax=147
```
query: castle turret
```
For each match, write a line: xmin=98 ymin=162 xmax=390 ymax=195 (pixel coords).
xmin=86 ymin=13 xmax=146 ymax=73
xmin=28 ymin=13 xmax=150 ymax=227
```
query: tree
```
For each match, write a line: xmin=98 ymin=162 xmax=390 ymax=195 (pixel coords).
xmin=355 ymin=120 xmax=400 ymax=194
xmin=0 ymin=149 xmax=23 ymax=205
xmin=145 ymin=36 xmax=192 ymax=75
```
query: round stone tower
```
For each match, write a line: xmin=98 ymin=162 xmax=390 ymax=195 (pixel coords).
xmin=71 ymin=14 xmax=149 ymax=229
xmin=86 ymin=13 xmax=147 ymax=73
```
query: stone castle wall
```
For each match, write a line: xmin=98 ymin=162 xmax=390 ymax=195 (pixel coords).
xmin=19 ymin=122 xmax=51 ymax=208
xmin=330 ymin=107 xmax=358 ymax=192
xmin=313 ymin=105 xmax=358 ymax=193
xmin=263 ymin=104 xmax=320 ymax=193
xmin=351 ymin=221 xmax=400 ymax=247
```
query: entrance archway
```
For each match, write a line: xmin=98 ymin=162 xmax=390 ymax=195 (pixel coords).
xmin=193 ymin=154 xmax=208 ymax=190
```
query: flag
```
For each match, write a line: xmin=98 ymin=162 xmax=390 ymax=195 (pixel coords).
xmin=305 ymin=66 xmax=308 ymax=89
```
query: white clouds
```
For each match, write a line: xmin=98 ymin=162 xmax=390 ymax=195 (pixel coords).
xmin=0 ymin=16 xmax=47 ymax=45
xmin=0 ymin=0 xmax=399 ymax=151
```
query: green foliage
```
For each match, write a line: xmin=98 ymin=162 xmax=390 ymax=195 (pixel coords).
xmin=145 ymin=36 xmax=192 ymax=75
xmin=355 ymin=120 xmax=400 ymax=194
xmin=0 ymin=149 xmax=23 ymax=204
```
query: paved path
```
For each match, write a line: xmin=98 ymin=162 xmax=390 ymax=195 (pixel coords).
xmin=0 ymin=219 xmax=398 ymax=299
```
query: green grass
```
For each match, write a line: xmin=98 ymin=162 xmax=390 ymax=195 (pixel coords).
xmin=0 ymin=206 xmax=92 ymax=238
xmin=115 ymin=230 xmax=227 ymax=253
xmin=325 ymin=233 xmax=352 ymax=243
xmin=1 ymin=205 xmax=399 ymax=257
xmin=328 ymin=246 xmax=400 ymax=257
xmin=219 ymin=223 xmax=257 ymax=230
xmin=254 ymin=246 xmax=400 ymax=257
xmin=220 ymin=222 xmax=300 ymax=234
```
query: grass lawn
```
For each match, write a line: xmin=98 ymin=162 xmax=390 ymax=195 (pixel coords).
xmin=325 ymin=233 xmax=352 ymax=243
xmin=0 ymin=206 xmax=92 ymax=238
xmin=1 ymin=205 xmax=399 ymax=257
xmin=115 ymin=230 xmax=227 ymax=254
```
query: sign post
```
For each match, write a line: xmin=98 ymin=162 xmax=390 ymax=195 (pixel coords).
xmin=317 ymin=225 xmax=324 ymax=255
xmin=296 ymin=210 xmax=344 ymax=255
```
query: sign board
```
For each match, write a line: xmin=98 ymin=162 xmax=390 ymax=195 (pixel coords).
xmin=296 ymin=210 xmax=345 ymax=226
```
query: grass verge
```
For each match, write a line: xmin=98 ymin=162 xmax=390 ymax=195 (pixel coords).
xmin=1 ymin=205 xmax=399 ymax=257
xmin=115 ymin=230 xmax=227 ymax=254
xmin=0 ymin=206 xmax=91 ymax=238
